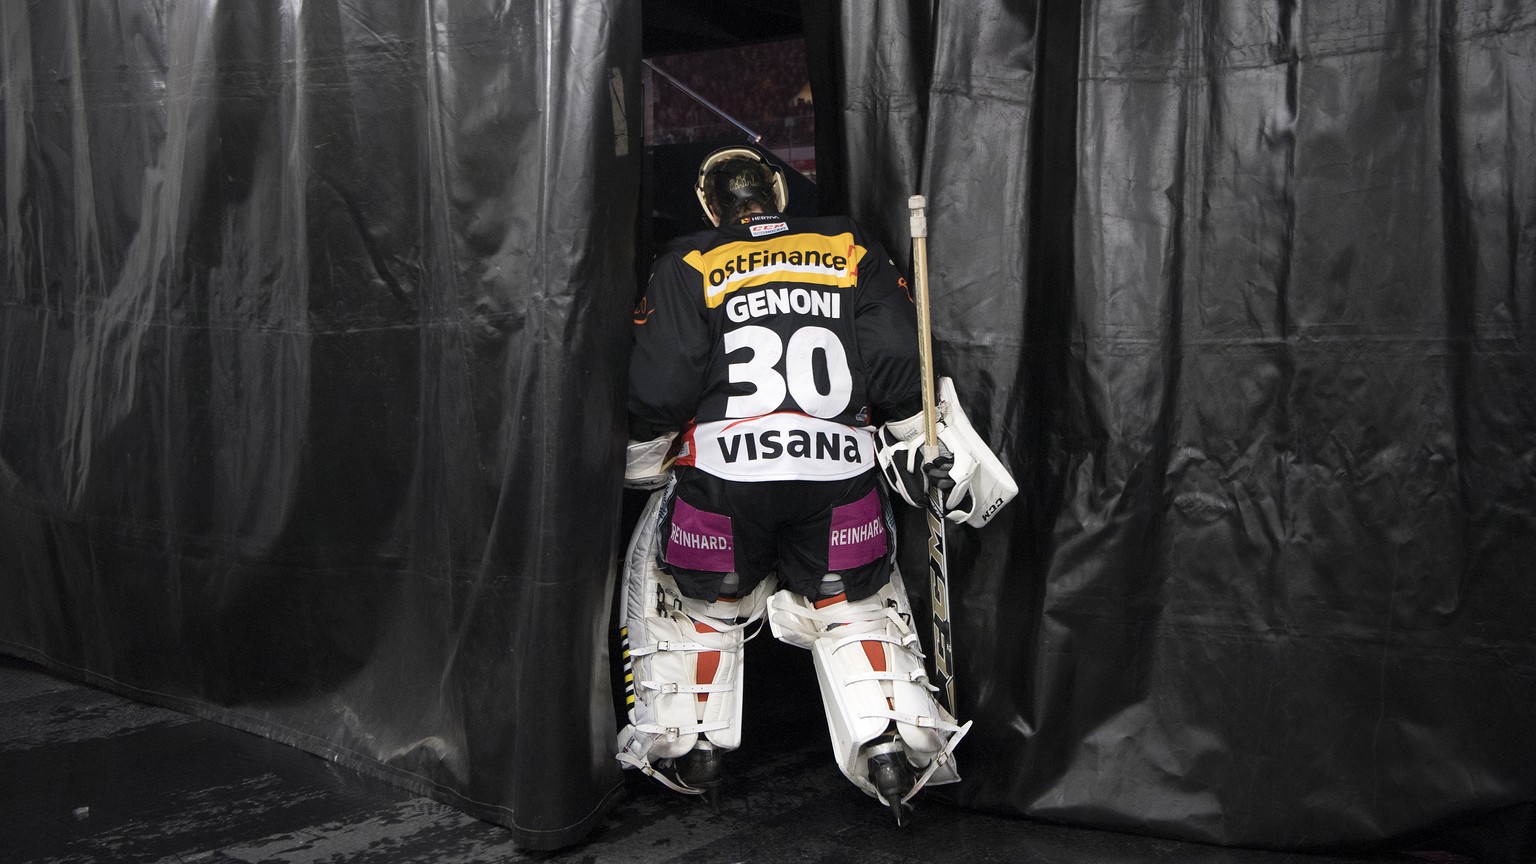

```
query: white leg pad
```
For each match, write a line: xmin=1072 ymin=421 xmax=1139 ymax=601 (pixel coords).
xmin=616 ymin=490 xmax=772 ymax=791
xmin=766 ymin=568 xmax=971 ymax=800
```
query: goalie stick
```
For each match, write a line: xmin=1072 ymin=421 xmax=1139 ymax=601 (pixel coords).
xmin=907 ymin=194 xmax=957 ymax=717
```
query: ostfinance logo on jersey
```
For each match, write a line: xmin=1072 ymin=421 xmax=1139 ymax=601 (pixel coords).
xmin=684 ymin=232 xmax=865 ymax=308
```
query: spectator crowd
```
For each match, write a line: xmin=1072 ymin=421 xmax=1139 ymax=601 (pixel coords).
xmin=646 ymin=39 xmax=815 ymax=155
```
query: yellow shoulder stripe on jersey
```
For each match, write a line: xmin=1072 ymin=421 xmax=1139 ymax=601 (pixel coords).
xmin=683 ymin=232 xmax=865 ymax=308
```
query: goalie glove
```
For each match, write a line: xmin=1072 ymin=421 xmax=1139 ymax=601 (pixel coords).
xmin=875 ymin=378 xmax=1019 ymax=527
xmin=624 ymin=433 xmax=677 ymax=490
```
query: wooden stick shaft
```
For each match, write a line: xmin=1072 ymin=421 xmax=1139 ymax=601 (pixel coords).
xmin=909 ymin=194 xmax=957 ymax=715
xmin=908 ymin=196 xmax=938 ymax=453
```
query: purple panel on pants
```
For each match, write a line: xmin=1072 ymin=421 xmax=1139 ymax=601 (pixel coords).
xmin=666 ymin=497 xmax=736 ymax=572
xmin=828 ymin=488 xmax=887 ymax=571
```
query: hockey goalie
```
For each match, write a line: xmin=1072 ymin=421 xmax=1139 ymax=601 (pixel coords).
xmin=616 ymin=146 xmax=1016 ymax=824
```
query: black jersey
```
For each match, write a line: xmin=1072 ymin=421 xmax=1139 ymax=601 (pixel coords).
xmin=629 ymin=213 xmax=921 ymax=483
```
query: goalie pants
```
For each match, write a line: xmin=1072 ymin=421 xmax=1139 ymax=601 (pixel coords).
xmin=658 ymin=467 xmax=896 ymax=602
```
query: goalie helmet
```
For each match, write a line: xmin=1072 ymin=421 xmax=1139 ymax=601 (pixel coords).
xmin=695 ymin=146 xmax=789 ymax=226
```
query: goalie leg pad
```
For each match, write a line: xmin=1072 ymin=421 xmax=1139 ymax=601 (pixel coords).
xmin=766 ymin=568 xmax=971 ymax=801
xmin=617 ymin=491 xmax=773 ymax=793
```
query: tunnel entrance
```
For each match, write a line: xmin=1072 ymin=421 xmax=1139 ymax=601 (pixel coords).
xmin=636 ymin=0 xmax=820 ymax=286
xmin=617 ymin=0 xmax=826 ymax=777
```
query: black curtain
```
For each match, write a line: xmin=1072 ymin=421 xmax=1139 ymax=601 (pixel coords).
xmin=809 ymin=0 xmax=1536 ymax=851
xmin=0 ymin=0 xmax=638 ymax=850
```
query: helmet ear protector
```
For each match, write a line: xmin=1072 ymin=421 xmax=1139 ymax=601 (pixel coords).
xmin=695 ymin=146 xmax=789 ymax=226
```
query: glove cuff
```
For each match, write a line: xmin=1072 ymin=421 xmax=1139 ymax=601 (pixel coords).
xmin=624 ymin=433 xmax=677 ymax=490
xmin=882 ymin=378 xmax=957 ymax=442
xmin=881 ymin=410 xmax=926 ymax=442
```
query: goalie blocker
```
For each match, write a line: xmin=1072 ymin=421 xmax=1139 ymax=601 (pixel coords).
xmin=876 ymin=376 xmax=1018 ymax=527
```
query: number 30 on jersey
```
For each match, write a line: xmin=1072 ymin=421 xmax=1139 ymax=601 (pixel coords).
xmin=724 ymin=325 xmax=852 ymax=419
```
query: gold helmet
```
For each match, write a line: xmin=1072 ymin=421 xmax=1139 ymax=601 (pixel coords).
xmin=695 ymin=146 xmax=789 ymax=226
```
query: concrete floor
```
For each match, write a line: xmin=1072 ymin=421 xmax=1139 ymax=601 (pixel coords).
xmin=0 ymin=653 xmax=1490 ymax=864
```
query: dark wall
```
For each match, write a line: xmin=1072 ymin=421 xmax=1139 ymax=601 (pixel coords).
xmin=0 ymin=1 xmax=640 ymax=849
xmin=811 ymin=0 xmax=1536 ymax=852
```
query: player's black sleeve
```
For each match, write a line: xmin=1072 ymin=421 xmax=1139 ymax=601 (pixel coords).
xmin=852 ymin=232 xmax=923 ymax=423
xmin=628 ymin=253 xmax=711 ymax=439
